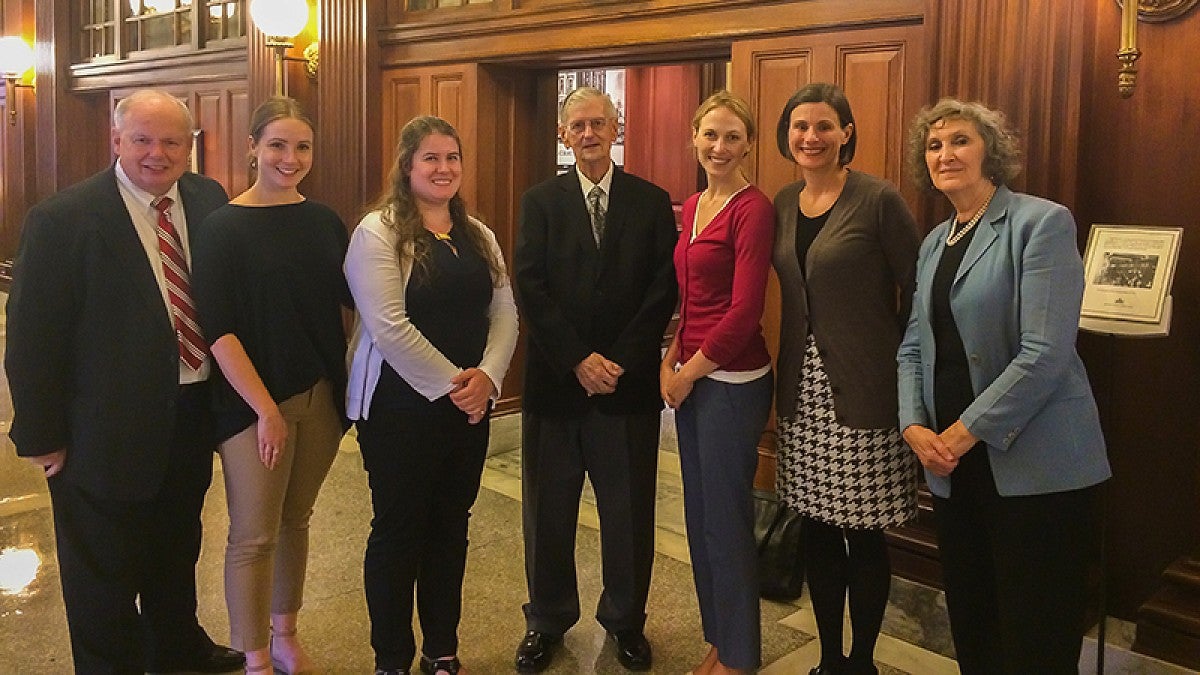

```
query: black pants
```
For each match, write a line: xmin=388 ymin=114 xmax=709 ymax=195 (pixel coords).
xmin=933 ymin=447 xmax=1101 ymax=675
xmin=357 ymin=398 xmax=489 ymax=671
xmin=520 ymin=408 xmax=660 ymax=636
xmin=49 ymin=382 xmax=216 ymax=674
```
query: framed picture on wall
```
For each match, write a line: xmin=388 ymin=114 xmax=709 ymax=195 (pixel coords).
xmin=1081 ymin=224 xmax=1182 ymax=324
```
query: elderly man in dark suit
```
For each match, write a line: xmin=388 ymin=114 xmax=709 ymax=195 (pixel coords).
xmin=512 ymin=86 xmax=677 ymax=673
xmin=6 ymin=89 xmax=243 ymax=673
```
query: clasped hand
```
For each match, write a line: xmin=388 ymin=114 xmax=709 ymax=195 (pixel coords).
xmin=902 ymin=420 xmax=979 ymax=477
xmin=451 ymin=368 xmax=496 ymax=424
xmin=574 ymin=353 xmax=623 ymax=396
xmin=659 ymin=364 xmax=694 ymax=409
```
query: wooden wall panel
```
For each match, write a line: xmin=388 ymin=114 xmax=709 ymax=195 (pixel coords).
xmin=194 ymin=90 xmax=229 ymax=190
xmin=1073 ymin=0 xmax=1200 ymax=660
xmin=839 ymin=45 xmax=906 ymax=184
xmin=926 ymin=0 xmax=1084 ymax=210
xmin=229 ymin=89 xmax=251 ymax=196
xmin=312 ymin=0 xmax=380 ymax=227
xmin=730 ymin=45 xmax=812 ymax=196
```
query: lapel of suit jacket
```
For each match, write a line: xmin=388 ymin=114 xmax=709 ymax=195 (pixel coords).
xmin=953 ymin=185 xmax=1009 ymax=286
xmin=92 ymin=166 xmax=175 ymax=333
xmin=599 ymin=167 xmax=629 ymax=260
xmin=176 ymin=173 xmax=207 ymax=248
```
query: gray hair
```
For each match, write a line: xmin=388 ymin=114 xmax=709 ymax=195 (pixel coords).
xmin=113 ymin=90 xmax=194 ymax=132
xmin=558 ymin=86 xmax=617 ymax=125
xmin=906 ymin=97 xmax=1021 ymax=191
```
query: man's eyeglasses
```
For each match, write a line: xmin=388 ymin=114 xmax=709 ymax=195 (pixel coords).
xmin=564 ymin=118 xmax=611 ymax=135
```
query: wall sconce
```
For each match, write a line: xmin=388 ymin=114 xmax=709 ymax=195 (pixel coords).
xmin=249 ymin=0 xmax=316 ymax=96
xmin=0 ymin=36 xmax=34 ymax=126
xmin=1116 ymin=0 xmax=1200 ymax=98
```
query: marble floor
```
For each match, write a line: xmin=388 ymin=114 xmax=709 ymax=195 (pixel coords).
xmin=0 ymin=307 xmax=1195 ymax=672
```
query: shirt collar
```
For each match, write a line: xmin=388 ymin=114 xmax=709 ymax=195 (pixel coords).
xmin=575 ymin=162 xmax=614 ymax=196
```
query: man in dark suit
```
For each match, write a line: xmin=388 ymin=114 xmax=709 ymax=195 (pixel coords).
xmin=6 ymin=89 xmax=243 ymax=673
xmin=512 ymin=86 xmax=677 ymax=673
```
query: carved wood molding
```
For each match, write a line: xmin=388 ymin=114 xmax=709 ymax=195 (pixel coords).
xmin=1117 ymin=0 xmax=1200 ymax=23
xmin=69 ymin=44 xmax=249 ymax=92
xmin=378 ymin=0 xmax=924 ymax=67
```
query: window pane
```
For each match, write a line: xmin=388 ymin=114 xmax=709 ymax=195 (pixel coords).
xmin=180 ymin=8 xmax=192 ymax=43
xmin=143 ymin=14 xmax=173 ymax=48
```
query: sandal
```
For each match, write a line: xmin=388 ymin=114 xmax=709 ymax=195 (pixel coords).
xmin=270 ymin=628 xmax=316 ymax=675
xmin=419 ymin=655 xmax=461 ymax=675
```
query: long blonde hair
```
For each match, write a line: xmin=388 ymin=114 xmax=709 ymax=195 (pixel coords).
xmin=370 ymin=115 xmax=503 ymax=286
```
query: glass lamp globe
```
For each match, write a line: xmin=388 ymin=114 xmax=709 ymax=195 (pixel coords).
xmin=250 ymin=0 xmax=308 ymax=39
xmin=0 ymin=36 xmax=34 ymax=79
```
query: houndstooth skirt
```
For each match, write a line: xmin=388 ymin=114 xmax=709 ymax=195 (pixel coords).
xmin=776 ymin=334 xmax=917 ymax=529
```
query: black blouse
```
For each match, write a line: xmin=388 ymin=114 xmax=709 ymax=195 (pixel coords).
xmin=930 ymin=223 xmax=979 ymax=433
xmin=370 ymin=225 xmax=494 ymax=413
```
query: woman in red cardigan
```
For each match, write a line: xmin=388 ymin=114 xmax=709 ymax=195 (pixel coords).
xmin=660 ymin=90 xmax=775 ymax=675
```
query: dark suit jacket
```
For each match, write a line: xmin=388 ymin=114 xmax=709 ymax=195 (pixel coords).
xmin=6 ymin=167 xmax=229 ymax=500
xmin=772 ymin=170 xmax=918 ymax=428
xmin=514 ymin=166 xmax=677 ymax=417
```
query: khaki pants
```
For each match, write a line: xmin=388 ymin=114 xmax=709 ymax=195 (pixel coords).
xmin=219 ymin=379 xmax=343 ymax=651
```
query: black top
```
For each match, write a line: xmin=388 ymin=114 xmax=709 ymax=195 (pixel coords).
xmin=371 ymin=225 xmax=494 ymax=412
xmin=192 ymin=200 xmax=351 ymax=441
xmin=794 ymin=205 xmax=833 ymax=278
xmin=931 ymin=223 xmax=979 ymax=433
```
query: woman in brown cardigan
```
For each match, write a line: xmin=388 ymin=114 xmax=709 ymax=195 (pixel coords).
xmin=771 ymin=82 xmax=919 ymax=675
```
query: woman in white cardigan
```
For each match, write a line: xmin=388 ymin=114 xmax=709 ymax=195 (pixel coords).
xmin=345 ymin=116 xmax=518 ymax=675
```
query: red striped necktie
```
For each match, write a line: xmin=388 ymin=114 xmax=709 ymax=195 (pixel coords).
xmin=152 ymin=196 xmax=207 ymax=370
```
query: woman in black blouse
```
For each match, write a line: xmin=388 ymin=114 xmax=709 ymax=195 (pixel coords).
xmin=344 ymin=116 xmax=518 ymax=675
xmin=192 ymin=97 xmax=350 ymax=675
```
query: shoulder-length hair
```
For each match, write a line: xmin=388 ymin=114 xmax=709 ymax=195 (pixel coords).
xmin=906 ymin=98 xmax=1022 ymax=190
xmin=369 ymin=115 xmax=503 ymax=286
xmin=775 ymin=82 xmax=857 ymax=165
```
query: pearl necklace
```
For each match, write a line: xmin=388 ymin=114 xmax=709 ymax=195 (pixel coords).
xmin=946 ymin=187 xmax=997 ymax=246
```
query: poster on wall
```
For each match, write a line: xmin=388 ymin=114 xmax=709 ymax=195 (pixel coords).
xmin=1080 ymin=224 xmax=1182 ymax=325
xmin=556 ymin=68 xmax=626 ymax=173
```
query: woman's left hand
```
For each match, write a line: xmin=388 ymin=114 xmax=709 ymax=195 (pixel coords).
xmin=662 ymin=370 xmax=695 ymax=409
xmin=450 ymin=368 xmax=495 ymax=424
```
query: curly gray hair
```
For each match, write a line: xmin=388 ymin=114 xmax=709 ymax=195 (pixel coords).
xmin=906 ymin=98 xmax=1021 ymax=191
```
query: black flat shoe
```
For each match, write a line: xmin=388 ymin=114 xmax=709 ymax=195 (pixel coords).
xmin=152 ymin=644 xmax=246 ymax=673
xmin=515 ymin=630 xmax=561 ymax=673
xmin=419 ymin=655 xmax=461 ymax=674
xmin=608 ymin=630 xmax=652 ymax=671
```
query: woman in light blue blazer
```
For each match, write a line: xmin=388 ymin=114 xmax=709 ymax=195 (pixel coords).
xmin=897 ymin=99 xmax=1110 ymax=675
